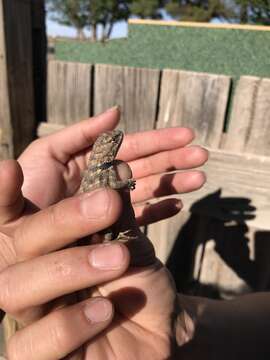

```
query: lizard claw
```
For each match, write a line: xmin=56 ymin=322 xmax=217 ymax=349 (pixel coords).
xmin=117 ymin=230 xmax=137 ymax=242
xmin=127 ymin=179 xmax=136 ymax=191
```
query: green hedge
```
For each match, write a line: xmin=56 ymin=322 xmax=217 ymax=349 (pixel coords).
xmin=55 ymin=21 xmax=270 ymax=80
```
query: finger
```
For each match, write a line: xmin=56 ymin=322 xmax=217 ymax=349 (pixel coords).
xmin=134 ymin=198 xmax=183 ymax=226
xmin=14 ymin=189 xmax=122 ymax=260
xmin=0 ymin=160 xmax=25 ymax=224
xmin=39 ymin=106 xmax=120 ymax=163
xmin=0 ymin=243 xmax=129 ymax=313
xmin=130 ymin=145 xmax=208 ymax=179
xmin=118 ymin=127 xmax=195 ymax=162
xmin=7 ymin=297 xmax=114 ymax=360
xmin=131 ymin=171 xmax=206 ymax=204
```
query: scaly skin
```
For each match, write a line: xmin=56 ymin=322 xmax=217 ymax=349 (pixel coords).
xmin=79 ymin=130 xmax=136 ymax=242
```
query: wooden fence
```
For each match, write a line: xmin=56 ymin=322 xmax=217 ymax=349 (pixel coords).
xmin=0 ymin=0 xmax=46 ymax=159
xmin=1 ymin=0 xmax=270 ymax=302
xmin=37 ymin=60 xmax=270 ymax=299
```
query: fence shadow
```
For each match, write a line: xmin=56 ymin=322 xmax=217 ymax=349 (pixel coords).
xmin=166 ymin=190 xmax=270 ymax=298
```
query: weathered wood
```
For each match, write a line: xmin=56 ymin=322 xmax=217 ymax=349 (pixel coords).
xmin=0 ymin=0 xmax=12 ymax=158
xmin=157 ymin=69 xmax=231 ymax=147
xmin=0 ymin=0 xmax=35 ymax=158
xmin=151 ymin=69 xmax=230 ymax=264
xmin=183 ymin=148 xmax=270 ymax=213
xmin=31 ymin=0 xmax=47 ymax=124
xmin=47 ymin=60 xmax=92 ymax=125
xmin=94 ymin=64 xmax=160 ymax=133
xmin=149 ymin=148 xmax=270 ymax=262
xmin=43 ymin=63 xmax=270 ymax=299
xmin=224 ymin=76 xmax=270 ymax=156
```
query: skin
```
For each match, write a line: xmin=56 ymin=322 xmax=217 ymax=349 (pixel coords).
xmin=0 ymin=107 xmax=208 ymax=359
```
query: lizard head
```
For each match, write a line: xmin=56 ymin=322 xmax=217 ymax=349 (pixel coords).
xmin=92 ymin=130 xmax=124 ymax=162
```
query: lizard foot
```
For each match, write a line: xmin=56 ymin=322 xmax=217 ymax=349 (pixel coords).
xmin=127 ymin=179 xmax=136 ymax=191
xmin=109 ymin=230 xmax=137 ymax=243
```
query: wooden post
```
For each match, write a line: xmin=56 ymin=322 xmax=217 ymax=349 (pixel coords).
xmin=31 ymin=0 xmax=47 ymax=124
xmin=0 ymin=0 xmax=37 ymax=159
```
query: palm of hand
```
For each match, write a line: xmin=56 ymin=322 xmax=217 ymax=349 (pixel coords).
xmin=82 ymin=264 xmax=176 ymax=360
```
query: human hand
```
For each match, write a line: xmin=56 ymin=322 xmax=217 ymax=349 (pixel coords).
xmin=1 ymin=107 xmax=208 ymax=359
xmin=0 ymin=160 xmax=189 ymax=359
xmin=19 ymin=107 xmax=207 ymax=226
xmin=0 ymin=167 xmax=131 ymax=358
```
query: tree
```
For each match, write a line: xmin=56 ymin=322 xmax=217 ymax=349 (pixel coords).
xmin=47 ymin=0 xmax=89 ymax=39
xmin=47 ymin=0 xmax=131 ymax=41
xmin=130 ymin=0 xmax=163 ymax=19
xmin=235 ymin=0 xmax=270 ymax=24
xmin=165 ymin=0 xmax=235 ymax=22
xmin=165 ymin=0 xmax=270 ymax=24
xmin=88 ymin=0 xmax=131 ymax=41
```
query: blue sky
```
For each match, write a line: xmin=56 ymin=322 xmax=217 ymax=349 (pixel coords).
xmin=46 ymin=9 xmax=173 ymax=38
xmin=46 ymin=18 xmax=129 ymax=38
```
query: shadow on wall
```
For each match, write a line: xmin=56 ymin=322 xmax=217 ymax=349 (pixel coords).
xmin=166 ymin=190 xmax=270 ymax=299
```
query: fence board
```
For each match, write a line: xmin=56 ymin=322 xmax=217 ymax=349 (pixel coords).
xmin=157 ymin=69 xmax=231 ymax=147
xmin=0 ymin=0 xmax=35 ymax=158
xmin=31 ymin=0 xmax=47 ymax=124
xmin=48 ymin=60 xmax=92 ymax=125
xmin=151 ymin=69 xmax=231 ymax=267
xmin=0 ymin=0 xmax=12 ymax=158
xmin=44 ymin=61 xmax=270 ymax=299
xmin=224 ymin=76 xmax=270 ymax=156
xmin=149 ymin=148 xmax=270 ymax=261
xmin=94 ymin=64 xmax=160 ymax=133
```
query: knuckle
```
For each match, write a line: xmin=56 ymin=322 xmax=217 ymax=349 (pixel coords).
xmin=0 ymin=271 xmax=17 ymax=313
xmin=49 ymin=314 xmax=70 ymax=357
xmin=128 ymin=136 xmax=141 ymax=159
xmin=142 ymin=157 xmax=153 ymax=175
xmin=46 ymin=253 xmax=72 ymax=282
xmin=47 ymin=202 xmax=66 ymax=228
xmin=7 ymin=331 xmax=36 ymax=360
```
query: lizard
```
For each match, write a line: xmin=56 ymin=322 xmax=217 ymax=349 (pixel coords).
xmin=79 ymin=129 xmax=136 ymax=243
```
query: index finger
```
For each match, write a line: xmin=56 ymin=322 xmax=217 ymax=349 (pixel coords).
xmin=118 ymin=127 xmax=195 ymax=162
xmin=39 ymin=106 xmax=120 ymax=164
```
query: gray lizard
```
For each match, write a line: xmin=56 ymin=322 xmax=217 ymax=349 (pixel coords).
xmin=79 ymin=129 xmax=136 ymax=242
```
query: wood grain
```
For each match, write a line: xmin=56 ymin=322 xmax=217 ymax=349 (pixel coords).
xmin=94 ymin=64 xmax=160 ymax=133
xmin=151 ymin=69 xmax=230 ymax=262
xmin=0 ymin=0 xmax=12 ymax=158
xmin=224 ymin=76 xmax=270 ymax=156
xmin=149 ymin=148 xmax=270 ymax=262
xmin=0 ymin=0 xmax=35 ymax=158
xmin=47 ymin=60 xmax=92 ymax=125
xmin=157 ymin=69 xmax=231 ymax=148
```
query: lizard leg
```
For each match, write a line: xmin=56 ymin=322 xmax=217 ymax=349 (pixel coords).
xmin=107 ymin=167 xmax=136 ymax=190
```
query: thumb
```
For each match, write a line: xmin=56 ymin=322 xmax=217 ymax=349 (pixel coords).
xmin=116 ymin=162 xmax=156 ymax=267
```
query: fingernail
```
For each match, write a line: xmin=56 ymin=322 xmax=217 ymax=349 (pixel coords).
xmin=89 ymin=243 xmax=124 ymax=269
xmin=80 ymin=190 xmax=109 ymax=219
xmin=84 ymin=298 xmax=112 ymax=323
xmin=105 ymin=105 xmax=120 ymax=113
